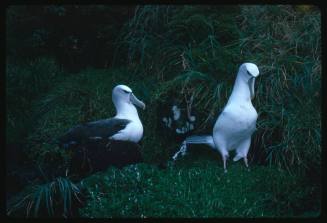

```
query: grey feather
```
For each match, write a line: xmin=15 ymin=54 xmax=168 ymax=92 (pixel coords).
xmin=58 ymin=118 xmax=131 ymax=147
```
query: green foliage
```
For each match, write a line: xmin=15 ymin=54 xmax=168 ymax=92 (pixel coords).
xmin=7 ymin=177 xmax=83 ymax=217
xmin=237 ymin=5 xmax=321 ymax=174
xmin=116 ymin=5 xmax=241 ymax=77
xmin=6 ymin=57 xmax=63 ymax=143
xmin=79 ymin=159 xmax=320 ymax=217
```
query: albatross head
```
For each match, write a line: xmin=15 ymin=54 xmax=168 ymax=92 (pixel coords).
xmin=239 ymin=63 xmax=260 ymax=99
xmin=112 ymin=85 xmax=146 ymax=111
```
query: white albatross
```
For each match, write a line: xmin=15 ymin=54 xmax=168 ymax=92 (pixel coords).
xmin=172 ymin=63 xmax=260 ymax=172
xmin=59 ymin=84 xmax=145 ymax=148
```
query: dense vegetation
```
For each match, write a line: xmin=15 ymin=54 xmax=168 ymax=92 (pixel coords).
xmin=6 ymin=5 xmax=321 ymax=217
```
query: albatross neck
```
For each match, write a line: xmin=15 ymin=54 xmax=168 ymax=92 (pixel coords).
xmin=227 ymin=71 xmax=252 ymax=105
xmin=114 ymin=102 xmax=141 ymax=120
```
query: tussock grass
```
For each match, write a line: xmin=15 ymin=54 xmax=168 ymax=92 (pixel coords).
xmin=237 ymin=5 xmax=321 ymax=174
xmin=7 ymin=177 xmax=83 ymax=217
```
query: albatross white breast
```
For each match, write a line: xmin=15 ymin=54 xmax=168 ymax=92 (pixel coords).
xmin=172 ymin=63 xmax=260 ymax=172
xmin=109 ymin=85 xmax=145 ymax=143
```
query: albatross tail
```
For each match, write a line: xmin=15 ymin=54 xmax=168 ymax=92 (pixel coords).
xmin=184 ymin=135 xmax=215 ymax=148
xmin=172 ymin=135 xmax=215 ymax=161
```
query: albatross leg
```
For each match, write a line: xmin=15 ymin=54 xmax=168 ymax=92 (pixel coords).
xmin=244 ymin=156 xmax=248 ymax=168
xmin=235 ymin=138 xmax=251 ymax=170
xmin=244 ymin=157 xmax=250 ymax=171
xmin=172 ymin=141 xmax=187 ymax=161
xmin=223 ymin=155 xmax=228 ymax=173
xmin=219 ymin=151 xmax=229 ymax=173
xmin=214 ymin=139 xmax=229 ymax=173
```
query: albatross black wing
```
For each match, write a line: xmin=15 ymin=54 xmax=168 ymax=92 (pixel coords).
xmin=58 ymin=118 xmax=131 ymax=148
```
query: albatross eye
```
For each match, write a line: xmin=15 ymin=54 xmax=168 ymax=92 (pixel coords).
xmin=246 ymin=70 xmax=252 ymax=77
xmin=122 ymin=89 xmax=130 ymax=94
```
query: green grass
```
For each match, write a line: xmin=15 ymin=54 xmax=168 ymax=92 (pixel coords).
xmin=79 ymin=156 xmax=320 ymax=217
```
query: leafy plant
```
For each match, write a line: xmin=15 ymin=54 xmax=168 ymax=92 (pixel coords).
xmin=7 ymin=177 xmax=84 ymax=217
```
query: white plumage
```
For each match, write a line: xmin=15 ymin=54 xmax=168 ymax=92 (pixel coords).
xmin=110 ymin=85 xmax=145 ymax=143
xmin=172 ymin=63 xmax=260 ymax=172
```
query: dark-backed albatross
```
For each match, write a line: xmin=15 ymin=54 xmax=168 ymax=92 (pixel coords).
xmin=58 ymin=84 xmax=145 ymax=172
xmin=172 ymin=63 xmax=260 ymax=172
